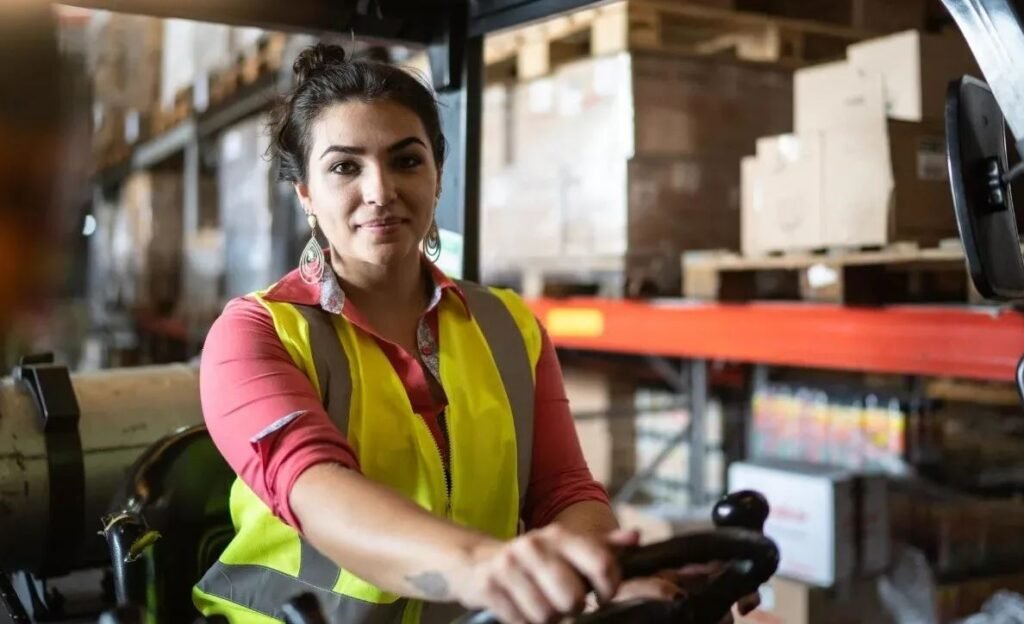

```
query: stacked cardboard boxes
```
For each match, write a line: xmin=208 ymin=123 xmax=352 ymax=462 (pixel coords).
xmin=561 ymin=366 xmax=638 ymax=492
xmin=742 ymin=31 xmax=978 ymax=255
xmin=217 ymin=115 xmax=276 ymax=299
xmin=159 ymin=20 xmax=271 ymax=112
xmin=108 ymin=172 xmax=185 ymax=313
xmin=91 ymin=13 xmax=163 ymax=157
xmin=482 ymin=51 xmax=792 ymax=294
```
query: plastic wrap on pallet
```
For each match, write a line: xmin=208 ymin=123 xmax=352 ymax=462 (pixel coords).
xmin=481 ymin=51 xmax=791 ymax=292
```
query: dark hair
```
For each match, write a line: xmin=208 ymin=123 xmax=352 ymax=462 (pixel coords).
xmin=269 ymin=43 xmax=447 ymax=184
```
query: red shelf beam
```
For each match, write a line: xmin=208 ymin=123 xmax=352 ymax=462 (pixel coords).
xmin=527 ymin=298 xmax=1024 ymax=382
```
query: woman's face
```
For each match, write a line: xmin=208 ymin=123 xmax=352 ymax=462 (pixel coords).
xmin=296 ymin=99 xmax=440 ymax=268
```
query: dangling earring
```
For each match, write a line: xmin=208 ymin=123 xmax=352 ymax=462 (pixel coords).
xmin=299 ymin=212 xmax=325 ymax=284
xmin=424 ymin=220 xmax=441 ymax=262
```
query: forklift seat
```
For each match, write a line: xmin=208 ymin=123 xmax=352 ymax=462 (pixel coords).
xmin=102 ymin=424 xmax=236 ymax=623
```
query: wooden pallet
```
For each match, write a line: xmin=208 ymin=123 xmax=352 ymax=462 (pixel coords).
xmin=484 ymin=0 xmax=873 ymax=81
xmin=483 ymin=252 xmax=682 ymax=298
xmin=485 ymin=258 xmax=630 ymax=298
xmin=682 ymin=241 xmax=991 ymax=304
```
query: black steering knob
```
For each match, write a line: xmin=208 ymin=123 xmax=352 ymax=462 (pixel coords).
xmin=712 ymin=490 xmax=769 ymax=532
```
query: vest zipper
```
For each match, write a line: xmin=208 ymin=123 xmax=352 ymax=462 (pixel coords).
xmin=436 ymin=409 xmax=452 ymax=517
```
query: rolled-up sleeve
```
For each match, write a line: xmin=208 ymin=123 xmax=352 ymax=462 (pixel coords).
xmin=200 ymin=297 xmax=359 ymax=530
xmin=522 ymin=325 xmax=611 ymax=530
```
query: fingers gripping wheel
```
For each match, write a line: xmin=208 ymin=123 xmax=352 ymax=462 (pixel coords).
xmin=580 ymin=491 xmax=777 ymax=624
xmin=457 ymin=491 xmax=779 ymax=624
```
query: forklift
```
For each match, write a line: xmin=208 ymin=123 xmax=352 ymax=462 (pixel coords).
xmin=1 ymin=0 xmax=1023 ymax=622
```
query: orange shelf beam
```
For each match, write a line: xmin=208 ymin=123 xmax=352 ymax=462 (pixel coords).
xmin=528 ymin=298 xmax=1024 ymax=382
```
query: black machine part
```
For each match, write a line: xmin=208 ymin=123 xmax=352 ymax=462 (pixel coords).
xmin=946 ymin=75 xmax=1024 ymax=300
xmin=276 ymin=491 xmax=778 ymax=624
xmin=0 ymin=361 xmax=203 ymax=575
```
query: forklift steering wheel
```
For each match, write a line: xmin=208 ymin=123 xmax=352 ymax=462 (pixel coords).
xmin=456 ymin=491 xmax=778 ymax=624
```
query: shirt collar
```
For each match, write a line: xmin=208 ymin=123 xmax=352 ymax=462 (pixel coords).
xmin=261 ymin=254 xmax=470 ymax=318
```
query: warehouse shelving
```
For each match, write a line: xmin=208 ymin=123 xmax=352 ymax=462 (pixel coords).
xmin=527 ymin=296 xmax=1024 ymax=509
xmin=528 ymin=297 xmax=1024 ymax=382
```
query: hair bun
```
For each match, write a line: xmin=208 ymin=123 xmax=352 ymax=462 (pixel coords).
xmin=293 ymin=43 xmax=348 ymax=84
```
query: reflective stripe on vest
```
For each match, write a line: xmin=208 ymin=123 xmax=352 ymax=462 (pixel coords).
xmin=195 ymin=282 xmax=540 ymax=623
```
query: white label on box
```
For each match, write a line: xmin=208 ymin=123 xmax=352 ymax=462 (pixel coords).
xmin=917 ymin=137 xmax=948 ymax=181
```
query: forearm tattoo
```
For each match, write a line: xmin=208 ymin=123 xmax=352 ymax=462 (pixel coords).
xmin=405 ymin=571 xmax=451 ymax=600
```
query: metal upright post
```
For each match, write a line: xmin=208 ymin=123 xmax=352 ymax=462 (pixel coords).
xmin=181 ymin=139 xmax=200 ymax=351
xmin=434 ymin=29 xmax=483 ymax=282
xmin=689 ymin=359 xmax=709 ymax=506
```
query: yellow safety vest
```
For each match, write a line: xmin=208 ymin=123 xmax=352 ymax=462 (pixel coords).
xmin=193 ymin=279 xmax=542 ymax=623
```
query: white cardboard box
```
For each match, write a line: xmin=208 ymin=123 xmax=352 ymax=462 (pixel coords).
xmin=729 ymin=462 xmax=891 ymax=586
xmin=847 ymin=30 xmax=979 ymax=122
xmin=728 ymin=461 xmax=858 ymax=587
xmin=793 ymin=61 xmax=887 ymax=134
xmin=741 ymin=134 xmax=824 ymax=255
xmin=743 ymin=117 xmax=954 ymax=254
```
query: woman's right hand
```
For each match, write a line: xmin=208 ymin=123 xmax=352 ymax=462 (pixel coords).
xmin=453 ymin=525 xmax=637 ymax=624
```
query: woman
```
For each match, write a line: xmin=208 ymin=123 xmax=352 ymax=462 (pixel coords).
xmin=194 ymin=43 xmax=758 ymax=624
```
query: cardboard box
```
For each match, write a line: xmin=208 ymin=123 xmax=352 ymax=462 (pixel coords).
xmin=482 ymin=82 xmax=513 ymax=177
xmin=631 ymin=54 xmax=792 ymax=157
xmin=821 ymin=118 xmax=955 ymax=248
xmin=858 ymin=475 xmax=890 ymax=576
xmin=562 ymin=366 xmax=636 ymax=491
xmin=743 ymin=119 xmax=955 ymax=254
xmin=482 ymin=51 xmax=792 ymax=278
xmin=741 ymin=133 xmax=824 ymax=255
xmin=114 ymin=172 xmax=185 ymax=312
xmin=218 ymin=115 xmax=277 ymax=299
xmin=729 ymin=461 xmax=857 ymax=587
xmin=794 ymin=61 xmax=887 ymax=134
xmin=847 ymin=30 xmax=979 ymax=122
xmin=736 ymin=576 xmax=894 ymax=624
xmin=728 ymin=462 xmax=891 ymax=588
xmin=93 ymin=13 xmax=163 ymax=111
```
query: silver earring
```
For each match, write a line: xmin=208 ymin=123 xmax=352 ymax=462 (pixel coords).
xmin=299 ymin=213 xmax=325 ymax=284
xmin=424 ymin=221 xmax=441 ymax=262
